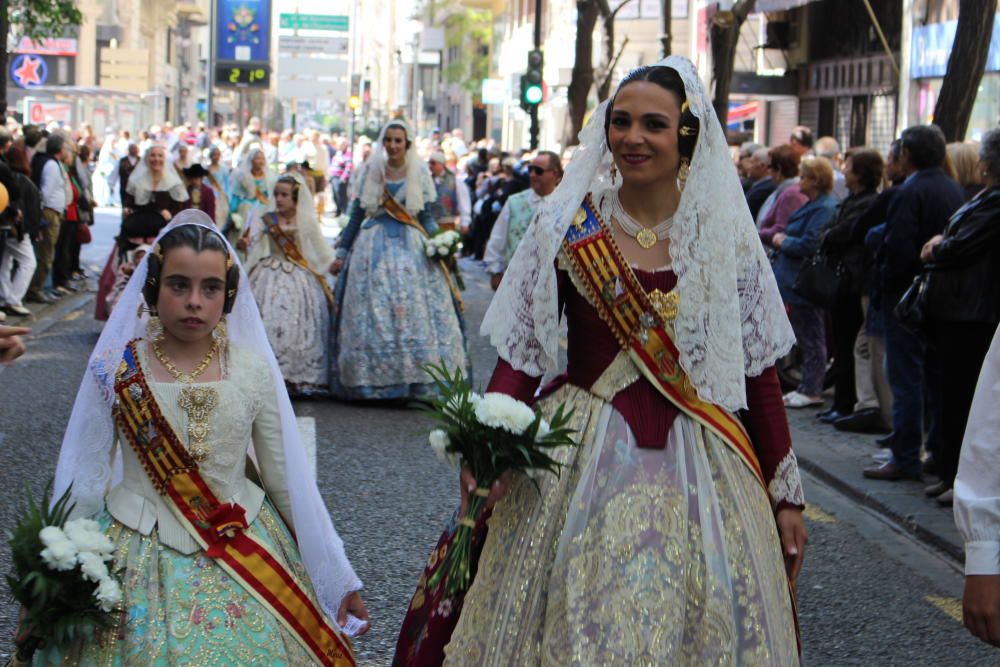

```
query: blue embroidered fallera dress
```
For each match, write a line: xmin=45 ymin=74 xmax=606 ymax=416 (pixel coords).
xmin=331 ymin=177 xmax=468 ymax=400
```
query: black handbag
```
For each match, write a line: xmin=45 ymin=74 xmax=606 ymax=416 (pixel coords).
xmin=793 ymin=250 xmax=847 ymax=308
xmin=893 ymin=267 xmax=934 ymax=332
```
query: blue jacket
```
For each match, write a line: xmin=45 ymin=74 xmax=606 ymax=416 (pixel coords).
xmin=875 ymin=167 xmax=964 ymax=306
xmin=772 ymin=193 xmax=838 ymax=307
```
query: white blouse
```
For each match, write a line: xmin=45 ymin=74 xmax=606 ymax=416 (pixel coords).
xmin=954 ymin=324 xmax=1000 ymax=575
xmin=106 ymin=342 xmax=292 ymax=554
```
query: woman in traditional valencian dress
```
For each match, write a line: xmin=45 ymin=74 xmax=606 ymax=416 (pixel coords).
xmin=330 ymin=119 xmax=467 ymax=400
xmin=37 ymin=211 xmax=368 ymax=665
xmin=245 ymin=174 xmax=336 ymax=396
xmin=95 ymin=145 xmax=190 ymax=321
xmin=227 ymin=147 xmax=276 ymax=249
xmin=395 ymin=57 xmax=806 ymax=666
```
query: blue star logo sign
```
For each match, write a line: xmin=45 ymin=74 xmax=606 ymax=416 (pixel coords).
xmin=11 ymin=54 xmax=47 ymax=88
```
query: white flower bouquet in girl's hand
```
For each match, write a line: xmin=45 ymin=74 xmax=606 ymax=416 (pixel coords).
xmin=6 ymin=483 xmax=122 ymax=665
xmin=423 ymin=363 xmax=578 ymax=596
xmin=422 ymin=229 xmax=465 ymax=289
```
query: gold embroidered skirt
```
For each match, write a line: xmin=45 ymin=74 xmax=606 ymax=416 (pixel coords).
xmin=444 ymin=384 xmax=798 ymax=666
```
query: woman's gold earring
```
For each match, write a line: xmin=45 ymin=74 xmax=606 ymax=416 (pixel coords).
xmin=147 ymin=315 xmax=164 ymax=342
xmin=678 ymin=159 xmax=690 ymax=192
xmin=611 ymin=163 xmax=617 ymax=186
xmin=214 ymin=316 xmax=229 ymax=344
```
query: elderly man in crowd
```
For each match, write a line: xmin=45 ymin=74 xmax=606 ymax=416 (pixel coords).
xmin=484 ymin=150 xmax=562 ymax=291
xmin=863 ymin=125 xmax=965 ymax=482
xmin=427 ymin=151 xmax=471 ymax=233
xmin=744 ymin=146 xmax=776 ymax=221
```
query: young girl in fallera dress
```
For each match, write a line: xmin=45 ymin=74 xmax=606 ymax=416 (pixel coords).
xmin=36 ymin=211 xmax=368 ymax=665
xmin=245 ymin=174 xmax=337 ymax=395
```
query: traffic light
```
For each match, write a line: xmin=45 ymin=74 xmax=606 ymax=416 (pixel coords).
xmin=348 ymin=96 xmax=362 ymax=111
xmin=521 ymin=49 xmax=544 ymax=109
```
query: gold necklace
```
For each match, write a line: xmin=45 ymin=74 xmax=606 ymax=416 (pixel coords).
xmin=152 ymin=339 xmax=218 ymax=384
xmin=150 ymin=339 xmax=220 ymax=463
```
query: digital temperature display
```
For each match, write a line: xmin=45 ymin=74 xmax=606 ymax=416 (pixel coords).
xmin=216 ymin=63 xmax=270 ymax=88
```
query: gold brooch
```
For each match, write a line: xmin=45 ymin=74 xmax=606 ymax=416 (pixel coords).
xmin=649 ymin=289 xmax=680 ymax=322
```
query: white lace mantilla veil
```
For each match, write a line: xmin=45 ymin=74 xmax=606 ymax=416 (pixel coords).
xmin=125 ymin=146 xmax=190 ymax=206
xmin=358 ymin=118 xmax=437 ymax=217
xmin=244 ymin=172 xmax=336 ymax=274
xmin=52 ymin=210 xmax=362 ymax=624
xmin=481 ymin=55 xmax=795 ymax=411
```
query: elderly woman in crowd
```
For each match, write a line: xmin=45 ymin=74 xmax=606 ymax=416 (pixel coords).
xmin=772 ymin=156 xmax=838 ymax=408
xmin=758 ymin=144 xmax=809 ymax=243
xmin=920 ymin=128 xmax=1000 ymax=506
xmin=816 ymin=148 xmax=884 ymax=424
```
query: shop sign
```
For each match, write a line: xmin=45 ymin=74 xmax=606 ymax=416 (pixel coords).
xmin=911 ymin=14 xmax=1000 ymax=79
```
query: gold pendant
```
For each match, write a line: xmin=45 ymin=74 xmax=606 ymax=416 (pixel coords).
xmin=636 ymin=227 xmax=658 ymax=249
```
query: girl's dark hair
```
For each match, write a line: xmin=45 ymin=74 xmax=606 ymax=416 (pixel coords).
xmin=143 ymin=224 xmax=239 ymax=313
xmin=276 ymin=175 xmax=300 ymax=203
xmin=604 ymin=66 xmax=699 ymax=167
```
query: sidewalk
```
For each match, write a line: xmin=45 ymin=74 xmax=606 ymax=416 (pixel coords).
xmin=788 ymin=406 xmax=963 ymax=563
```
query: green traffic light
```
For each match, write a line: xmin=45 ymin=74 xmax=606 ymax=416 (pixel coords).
xmin=525 ymin=85 xmax=543 ymax=105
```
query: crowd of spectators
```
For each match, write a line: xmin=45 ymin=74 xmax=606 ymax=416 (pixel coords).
xmin=739 ymin=124 xmax=1000 ymax=508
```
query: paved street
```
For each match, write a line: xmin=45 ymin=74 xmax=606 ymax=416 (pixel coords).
xmin=0 ymin=211 xmax=997 ymax=665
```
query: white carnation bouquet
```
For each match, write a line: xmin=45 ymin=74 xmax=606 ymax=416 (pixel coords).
xmin=423 ymin=363 xmax=577 ymax=595
xmin=6 ymin=483 xmax=122 ymax=664
xmin=423 ymin=229 xmax=465 ymax=289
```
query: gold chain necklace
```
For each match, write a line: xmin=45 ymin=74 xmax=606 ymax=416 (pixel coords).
xmin=152 ymin=339 xmax=218 ymax=384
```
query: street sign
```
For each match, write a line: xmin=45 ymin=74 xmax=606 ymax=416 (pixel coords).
xmin=278 ymin=35 xmax=349 ymax=55
xmin=279 ymin=13 xmax=349 ymax=32
xmin=24 ymin=99 xmax=73 ymax=125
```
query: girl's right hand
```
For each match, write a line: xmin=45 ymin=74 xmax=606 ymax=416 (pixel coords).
xmin=330 ymin=258 xmax=344 ymax=275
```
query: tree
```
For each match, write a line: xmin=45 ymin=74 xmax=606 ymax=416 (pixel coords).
xmin=708 ymin=0 xmax=756 ymax=132
xmin=1 ymin=0 xmax=83 ymax=121
xmin=931 ymin=0 xmax=996 ymax=141
xmin=563 ymin=1 xmax=601 ymax=147
xmin=595 ymin=0 xmax=635 ymax=102
xmin=441 ymin=4 xmax=493 ymax=100
xmin=564 ymin=0 xmax=635 ymax=146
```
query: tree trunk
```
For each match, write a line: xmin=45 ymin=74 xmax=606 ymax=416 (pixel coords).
xmin=660 ymin=0 xmax=672 ymax=58
xmin=0 ymin=0 xmax=8 ymax=123
xmin=564 ymin=0 xmax=600 ymax=147
xmin=931 ymin=0 xmax=996 ymax=141
xmin=596 ymin=6 xmax=616 ymax=102
xmin=710 ymin=0 xmax=756 ymax=134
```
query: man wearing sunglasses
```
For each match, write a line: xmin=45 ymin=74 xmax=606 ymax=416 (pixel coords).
xmin=484 ymin=150 xmax=563 ymax=290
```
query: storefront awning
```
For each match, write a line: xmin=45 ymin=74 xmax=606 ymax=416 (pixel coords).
xmin=727 ymin=101 xmax=760 ymax=124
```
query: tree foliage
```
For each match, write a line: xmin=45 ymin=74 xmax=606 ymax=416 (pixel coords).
xmin=1 ymin=0 xmax=84 ymax=119
xmin=441 ymin=4 xmax=493 ymax=99
xmin=8 ymin=0 xmax=82 ymax=42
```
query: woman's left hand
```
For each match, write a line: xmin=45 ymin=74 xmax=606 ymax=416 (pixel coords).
xmin=160 ymin=209 xmax=172 ymax=221
xmin=921 ymin=234 xmax=944 ymax=263
xmin=337 ymin=590 xmax=370 ymax=636
xmin=772 ymin=232 xmax=786 ymax=249
xmin=776 ymin=507 xmax=807 ymax=583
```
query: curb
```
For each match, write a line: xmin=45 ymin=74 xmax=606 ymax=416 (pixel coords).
xmin=797 ymin=452 xmax=963 ymax=563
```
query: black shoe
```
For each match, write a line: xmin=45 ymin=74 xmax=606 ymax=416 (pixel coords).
xmin=817 ymin=408 xmax=837 ymax=419
xmin=924 ymin=481 xmax=950 ymax=498
xmin=819 ymin=409 xmax=851 ymax=424
xmin=875 ymin=434 xmax=893 ymax=448
xmin=863 ymin=461 xmax=922 ymax=482
xmin=834 ymin=408 xmax=891 ymax=434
